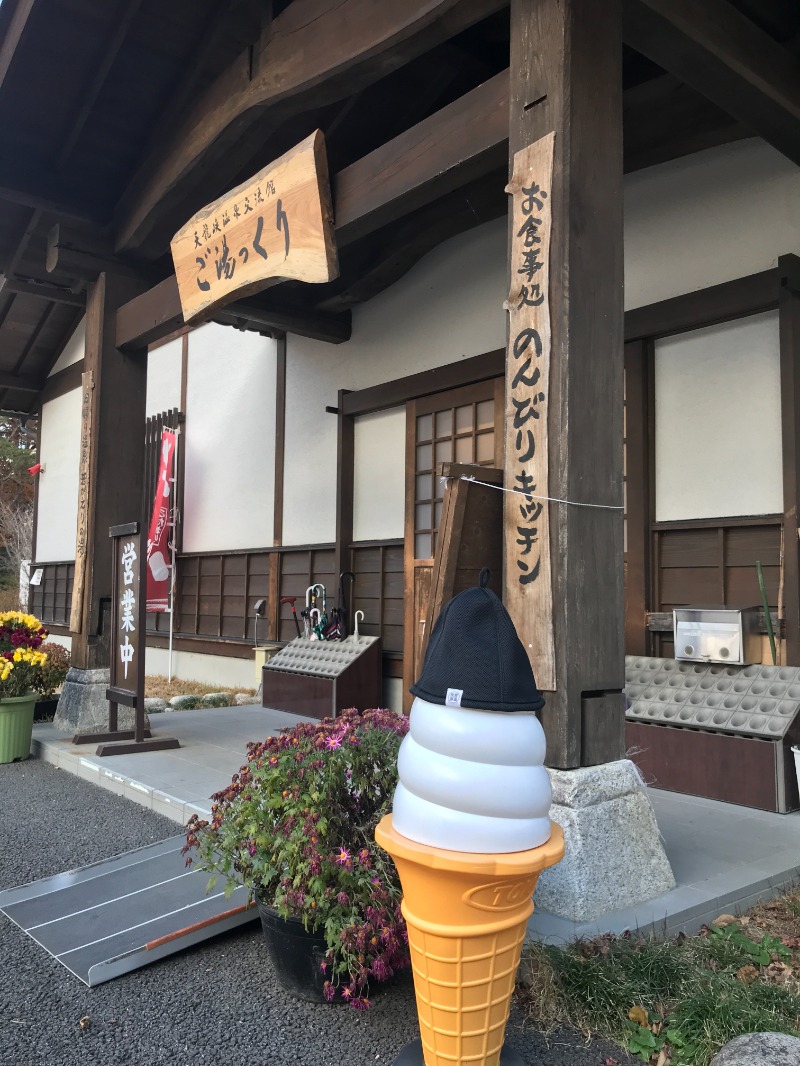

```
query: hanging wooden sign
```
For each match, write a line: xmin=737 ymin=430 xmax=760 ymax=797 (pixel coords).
xmin=503 ymin=132 xmax=556 ymax=690
xmin=170 ymin=129 xmax=338 ymax=323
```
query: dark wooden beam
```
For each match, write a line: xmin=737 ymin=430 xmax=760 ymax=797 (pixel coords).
xmin=212 ymin=298 xmax=351 ymax=344
xmin=625 ymin=268 xmax=779 ymax=341
xmin=729 ymin=0 xmax=800 ymax=41
xmin=116 ymin=276 xmax=183 ymax=350
xmin=779 ymin=253 xmax=800 ymax=665
xmin=0 ymin=276 xmax=84 ymax=307
xmin=46 ymin=223 xmax=145 ymax=283
xmin=113 ymin=0 xmax=509 ymax=256
xmin=116 ymin=275 xmax=351 ymax=349
xmin=0 ymin=0 xmax=36 ymax=93
xmin=38 ymin=358 xmax=85 ymax=405
xmin=0 ymin=370 xmax=40 ymax=392
xmin=624 ymin=0 xmax=800 ymax=165
xmin=324 ymin=168 xmax=506 ymax=311
xmin=623 ymin=339 xmax=652 ymax=656
xmin=334 ymin=70 xmax=509 ymax=247
xmin=0 ymin=163 xmax=106 ymax=224
xmin=341 ymin=349 xmax=504 ymax=417
xmin=623 ymin=73 xmax=748 ymax=173
xmin=56 ymin=0 xmax=144 ymax=166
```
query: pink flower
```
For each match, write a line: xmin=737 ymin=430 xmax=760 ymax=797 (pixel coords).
xmin=351 ymin=996 xmax=371 ymax=1011
xmin=325 ymin=734 xmax=342 ymax=750
xmin=334 ymin=847 xmax=351 ymax=867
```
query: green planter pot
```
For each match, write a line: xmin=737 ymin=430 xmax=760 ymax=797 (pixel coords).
xmin=0 ymin=693 xmax=37 ymax=763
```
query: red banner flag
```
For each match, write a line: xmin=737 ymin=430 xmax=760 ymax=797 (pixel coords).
xmin=146 ymin=429 xmax=176 ymax=612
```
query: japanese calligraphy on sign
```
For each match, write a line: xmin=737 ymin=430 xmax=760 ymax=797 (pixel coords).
xmin=109 ymin=528 xmax=144 ymax=702
xmin=503 ymin=132 xmax=555 ymax=690
xmin=119 ymin=539 xmax=138 ymax=681
xmin=170 ymin=129 xmax=338 ymax=323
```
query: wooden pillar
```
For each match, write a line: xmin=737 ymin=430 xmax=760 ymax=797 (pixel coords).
xmin=334 ymin=388 xmax=355 ymax=586
xmin=507 ymin=0 xmax=625 ymax=768
xmin=623 ymin=338 xmax=653 ymax=657
xmin=70 ymin=272 xmax=147 ymax=670
xmin=779 ymin=254 xmax=800 ymax=665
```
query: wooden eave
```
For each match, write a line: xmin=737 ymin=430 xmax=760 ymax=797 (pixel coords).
xmin=0 ymin=0 xmax=797 ymax=408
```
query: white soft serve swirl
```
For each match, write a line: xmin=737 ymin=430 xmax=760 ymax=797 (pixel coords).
xmin=392 ymin=697 xmax=552 ymax=854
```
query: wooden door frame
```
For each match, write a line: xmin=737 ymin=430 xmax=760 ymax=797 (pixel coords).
xmin=402 ymin=377 xmax=504 ymax=706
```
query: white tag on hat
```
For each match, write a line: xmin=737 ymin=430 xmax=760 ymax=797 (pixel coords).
xmin=445 ymin=688 xmax=463 ymax=707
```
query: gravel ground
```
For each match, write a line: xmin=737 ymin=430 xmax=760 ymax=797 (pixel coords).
xmin=0 ymin=760 xmax=634 ymax=1066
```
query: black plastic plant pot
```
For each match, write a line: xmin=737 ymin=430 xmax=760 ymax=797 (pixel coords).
xmin=257 ymin=900 xmax=330 ymax=1003
xmin=33 ymin=696 xmax=59 ymax=722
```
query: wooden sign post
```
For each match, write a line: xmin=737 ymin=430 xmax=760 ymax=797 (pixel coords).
xmin=170 ymin=129 xmax=338 ymax=322
xmin=504 ymin=132 xmax=556 ymax=691
xmin=73 ymin=523 xmax=179 ymax=756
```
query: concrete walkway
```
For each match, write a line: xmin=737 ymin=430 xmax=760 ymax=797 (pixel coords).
xmin=31 ymin=706 xmax=800 ymax=943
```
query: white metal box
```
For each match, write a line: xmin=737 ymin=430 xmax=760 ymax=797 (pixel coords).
xmin=673 ymin=607 xmax=761 ymax=666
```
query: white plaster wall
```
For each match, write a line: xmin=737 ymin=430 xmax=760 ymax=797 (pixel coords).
xmin=145 ymin=645 xmax=407 ymax=701
xmin=35 ymin=389 xmax=82 ymax=561
xmin=353 ymin=408 xmax=406 ymax=541
xmin=147 ymin=337 xmax=182 ymax=416
xmin=625 ymin=140 xmax=800 ymax=309
xmin=49 ymin=319 xmax=85 ymax=374
xmin=145 ymin=645 xmax=257 ymax=690
xmin=654 ymin=311 xmax=782 ymax=521
xmin=283 ymin=220 xmax=507 ymax=544
xmin=183 ymin=323 xmax=278 ymax=552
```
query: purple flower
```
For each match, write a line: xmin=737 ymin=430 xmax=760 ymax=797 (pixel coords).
xmin=351 ymin=996 xmax=371 ymax=1011
xmin=323 ymin=981 xmax=335 ymax=1002
xmin=370 ymin=957 xmax=392 ymax=981
xmin=337 ymin=892 xmax=349 ymax=906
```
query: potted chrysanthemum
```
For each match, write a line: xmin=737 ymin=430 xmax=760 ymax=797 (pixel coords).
xmin=184 ymin=708 xmax=410 ymax=1008
xmin=0 ymin=610 xmax=49 ymax=763
xmin=33 ymin=641 xmax=70 ymax=720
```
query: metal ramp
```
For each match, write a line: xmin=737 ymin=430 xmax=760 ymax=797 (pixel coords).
xmin=0 ymin=835 xmax=256 ymax=985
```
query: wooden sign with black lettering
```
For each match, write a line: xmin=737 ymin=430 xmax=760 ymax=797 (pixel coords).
xmin=170 ymin=130 xmax=338 ymax=322
xmin=504 ymin=132 xmax=556 ymax=690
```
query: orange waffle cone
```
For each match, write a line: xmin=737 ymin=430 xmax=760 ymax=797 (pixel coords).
xmin=376 ymin=815 xmax=564 ymax=1066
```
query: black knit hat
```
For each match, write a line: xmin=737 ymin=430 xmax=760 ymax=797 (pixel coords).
xmin=409 ymin=571 xmax=545 ymax=712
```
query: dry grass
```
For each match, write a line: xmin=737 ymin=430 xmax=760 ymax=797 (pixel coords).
xmin=144 ymin=674 xmax=256 ymax=701
xmin=0 ymin=587 xmax=22 ymax=612
xmin=517 ymin=892 xmax=800 ymax=1066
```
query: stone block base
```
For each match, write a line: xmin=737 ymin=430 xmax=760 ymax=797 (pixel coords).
xmin=534 ymin=760 xmax=676 ymax=923
xmin=54 ymin=667 xmax=138 ymax=735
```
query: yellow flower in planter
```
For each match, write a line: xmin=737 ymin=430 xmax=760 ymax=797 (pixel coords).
xmin=0 ymin=612 xmax=49 ymax=699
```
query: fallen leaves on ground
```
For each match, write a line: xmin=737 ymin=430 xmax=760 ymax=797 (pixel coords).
xmin=628 ymin=1005 xmax=649 ymax=1027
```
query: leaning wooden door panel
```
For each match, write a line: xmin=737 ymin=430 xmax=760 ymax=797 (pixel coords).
xmin=403 ymin=381 xmax=502 ymax=709
xmin=421 ymin=463 xmax=504 ymax=664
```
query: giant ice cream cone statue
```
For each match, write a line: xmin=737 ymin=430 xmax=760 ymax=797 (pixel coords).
xmin=376 ymin=572 xmax=564 ymax=1066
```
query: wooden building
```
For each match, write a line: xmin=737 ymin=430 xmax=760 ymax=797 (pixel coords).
xmin=1 ymin=0 xmax=799 ymax=769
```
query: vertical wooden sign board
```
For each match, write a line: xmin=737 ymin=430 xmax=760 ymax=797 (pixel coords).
xmin=69 ymin=370 xmax=94 ymax=635
xmin=73 ymin=523 xmax=179 ymax=756
xmin=504 ymin=132 xmax=556 ymax=690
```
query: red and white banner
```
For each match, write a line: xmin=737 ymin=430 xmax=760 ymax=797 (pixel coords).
xmin=146 ymin=429 xmax=176 ymax=612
